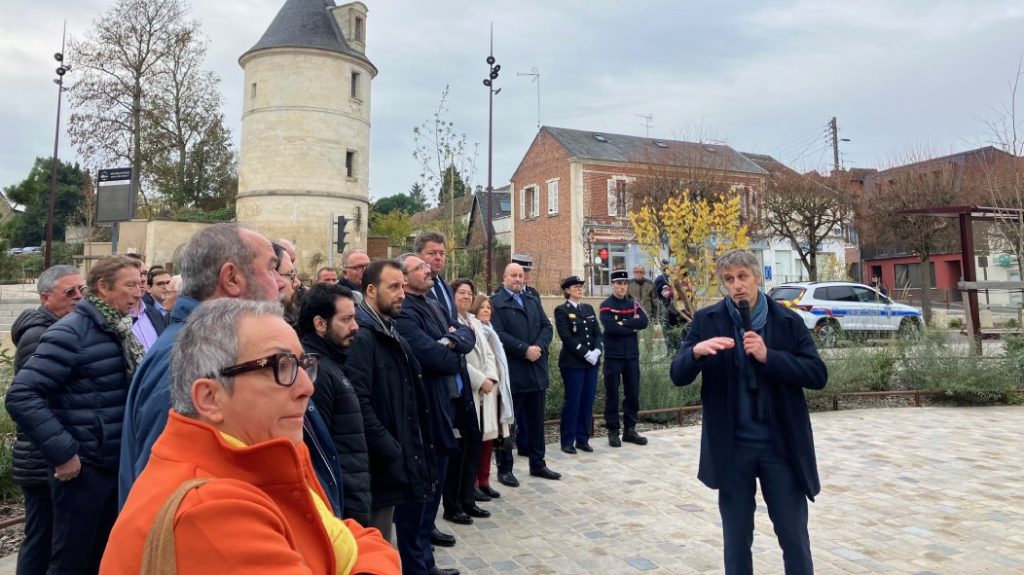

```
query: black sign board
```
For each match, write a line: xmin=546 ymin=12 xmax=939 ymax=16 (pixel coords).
xmin=96 ymin=167 xmax=133 ymax=223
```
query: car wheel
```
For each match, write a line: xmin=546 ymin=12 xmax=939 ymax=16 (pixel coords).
xmin=815 ymin=320 xmax=841 ymax=347
xmin=898 ymin=318 xmax=922 ymax=340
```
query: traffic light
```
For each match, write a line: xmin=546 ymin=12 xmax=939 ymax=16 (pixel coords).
xmin=336 ymin=216 xmax=349 ymax=253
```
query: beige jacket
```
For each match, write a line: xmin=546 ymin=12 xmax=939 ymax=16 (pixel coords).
xmin=460 ymin=313 xmax=513 ymax=441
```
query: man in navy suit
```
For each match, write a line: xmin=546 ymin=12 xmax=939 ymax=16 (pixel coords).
xmin=490 ymin=263 xmax=560 ymax=485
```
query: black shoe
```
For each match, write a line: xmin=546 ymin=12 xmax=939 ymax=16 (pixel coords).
xmin=480 ymin=484 xmax=501 ymax=498
xmin=430 ymin=527 xmax=456 ymax=547
xmin=622 ymin=429 xmax=648 ymax=445
xmin=517 ymin=449 xmax=528 ymax=457
xmin=465 ymin=504 xmax=491 ymax=518
xmin=473 ymin=487 xmax=491 ymax=502
xmin=609 ymin=433 xmax=622 ymax=447
xmin=529 ymin=466 xmax=562 ymax=480
xmin=560 ymin=444 xmax=577 ymax=454
xmin=497 ymin=472 xmax=519 ymax=487
xmin=428 ymin=567 xmax=461 ymax=575
xmin=442 ymin=511 xmax=473 ymax=525
xmin=576 ymin=442 xmax=594 ymax=452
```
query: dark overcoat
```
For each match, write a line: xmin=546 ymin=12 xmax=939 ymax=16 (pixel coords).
xmin=554 ymin=301 xmax=601 ymax=370
xmin=670 ymin=297 xmax=827 ymax=500
xmin=489 ymin=289 xmax=553 ymax=393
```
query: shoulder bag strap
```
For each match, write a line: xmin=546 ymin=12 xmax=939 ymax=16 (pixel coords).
xmin=139 ymin=477 xmax=214 ymax=574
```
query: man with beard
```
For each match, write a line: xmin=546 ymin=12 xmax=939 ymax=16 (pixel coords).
xmin=298 ymin=283 xmax=371 ymax=526
xmin=345 ymin=260 xmax=446 ymax=575
xmin=274 ymin=242 xmax=302 ymax=326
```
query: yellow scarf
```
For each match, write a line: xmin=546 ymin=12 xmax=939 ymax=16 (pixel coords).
xmin=219 ymin=432 xmax=357 ymax=575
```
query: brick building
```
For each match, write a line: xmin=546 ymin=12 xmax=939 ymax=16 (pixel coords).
xmin=510 ymin=126 xmax=767 ymax=294
xmin=861 ymin=146 xmax=1022 ymax=305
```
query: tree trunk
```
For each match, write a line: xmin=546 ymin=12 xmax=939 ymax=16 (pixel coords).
xmin=132 ymin=86 xmax=143 ymax=218
xmin=808 ymin=249 xmax=818 ymax=281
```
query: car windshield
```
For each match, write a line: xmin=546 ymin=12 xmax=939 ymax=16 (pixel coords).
xmin=770 ymin=287 xmax=805 ymax=301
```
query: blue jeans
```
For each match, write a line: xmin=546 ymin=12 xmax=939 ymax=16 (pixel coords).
xmin=559 ymin=365 xmax=598 ymax=447
xmin=718 ymin=441 xmax=813 ymax=575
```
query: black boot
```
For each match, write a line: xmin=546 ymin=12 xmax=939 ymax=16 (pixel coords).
xmin=608 ymin=431 xmax=621 ymax=447
xmin=622 ymin=428 xmax=648 ymax=446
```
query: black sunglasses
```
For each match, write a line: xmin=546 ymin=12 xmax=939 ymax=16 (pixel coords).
xmin=220 ymin=352 xmax=319 ymax=387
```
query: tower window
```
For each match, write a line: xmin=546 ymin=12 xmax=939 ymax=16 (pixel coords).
xmin=354 ymin=17 xmax=364 ymax=42
xmin=351 ymin=72 xmax=360 ymax=99
xmin=250 ymin=82 xmax=256 ymax=99
xmin=346 ymin=151 xmax=355 ymax=178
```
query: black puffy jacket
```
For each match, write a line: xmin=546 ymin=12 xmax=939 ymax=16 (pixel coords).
xmin=345 ymin=305 xmax=435 ymax=509
xmin=301 ymin=333 xmax=371 ymax=525
xmin=9 ymin=306 xmax=61 ymax=486
xmin=5 ymin=299 xmax=130 ymax=472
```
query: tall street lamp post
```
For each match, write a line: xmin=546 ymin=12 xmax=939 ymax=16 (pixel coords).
xmin=483 ymin=26 xmax=500 ymax=292
xmin=45 ymin=25 xmax=70 ymax=269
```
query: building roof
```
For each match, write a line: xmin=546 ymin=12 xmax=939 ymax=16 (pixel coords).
xmin=465 ymin=188 xmax=511 ymax=247
xmin=241 ymin=0 xmax=372 ymax=67
xmin=410 ymin=194 xmax=475 ymax=227
xmin=867 ymin=146 xmax=1011 ymax=180
xmin=540 ymin=126 xmax=767 ymax=175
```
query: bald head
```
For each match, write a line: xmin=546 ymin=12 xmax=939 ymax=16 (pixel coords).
xmin=503 ymin=263 xmax=525 ymax=293
xmin=276 ymin=239 xmax=296 ymax=262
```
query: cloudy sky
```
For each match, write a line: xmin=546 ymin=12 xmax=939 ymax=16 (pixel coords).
xmin=2 ymin=0 xmax=1023 ymax=203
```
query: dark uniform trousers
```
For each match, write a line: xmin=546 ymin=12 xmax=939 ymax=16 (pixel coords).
xmin=719 ymin=440 xmax=813 ymax=575
xmin=603 ymin=357 xmax=640 ymax=431
xmin=497 ymin=389 xmax=546 ymax=472
xmin=48 ymin=464 xmax=118 ymax=574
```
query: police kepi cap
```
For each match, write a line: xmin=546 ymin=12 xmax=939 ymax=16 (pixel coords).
xmin=560 ymin=275 xmax=585 ymax=291
xmin=611 ymin=269 xmax=629 ymax=283
xmin=511 ymin=252 xmax=533 ymax=270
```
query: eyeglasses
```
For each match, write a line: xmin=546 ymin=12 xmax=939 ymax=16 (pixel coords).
xmin=220 ymin=352 xmax=319 ymax=387
xmin=56 ymin=285 xmax=86 ymax=298
xmin=283 ymin=271 xmax=298 ymax=280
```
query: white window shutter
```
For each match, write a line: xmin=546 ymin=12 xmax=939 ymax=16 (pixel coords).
xmin=519 ymin=188 xmax=526 ymax=220
xmin=531 ymin=186 xmax=540 ymax=217
xmin=607 ymin=179 xmax=618 ymax=217
xmin=547 ymin=181 xmax=558 ymax=214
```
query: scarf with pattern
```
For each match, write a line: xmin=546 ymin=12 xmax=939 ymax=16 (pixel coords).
xmin=87 ymin=294 xmax=145 ymax=378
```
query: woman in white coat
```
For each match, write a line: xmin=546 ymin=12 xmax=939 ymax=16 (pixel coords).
xmin=451 ymin=279 xmax=513 ymax=501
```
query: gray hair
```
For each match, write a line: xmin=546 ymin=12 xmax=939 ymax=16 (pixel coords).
xmin=396 ymin=252 xmax=420 ymax=273
xmin=37 ymin=265 xmax=81 ymax=294
xmin=170 ymin=298 xmax=284 ymax=417
xmin=179 ymin=223 xmax=259 ymax=301
xmin=715 ymin=249 xmax=762 ymax=281
xmin=341 ymin=248 xmax=367 ymax=267
xmin=413 ymin=231 xmax=446 ymax=253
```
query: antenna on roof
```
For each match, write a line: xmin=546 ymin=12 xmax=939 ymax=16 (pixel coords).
xmin=518 ymin=67 xmax=541 ymax=130
xmin=636 ymin=113 xmax=653 ymax=137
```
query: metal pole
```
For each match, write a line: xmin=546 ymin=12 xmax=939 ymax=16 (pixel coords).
xmin=45 ymin=23 xmax=68 ymax=269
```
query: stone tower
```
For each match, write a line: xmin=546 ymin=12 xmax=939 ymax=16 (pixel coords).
xmin=237 ymin=0 xmax=376 ymax=269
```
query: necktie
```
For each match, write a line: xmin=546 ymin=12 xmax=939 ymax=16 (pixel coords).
xmin=513 ymin=292 xmax=524 ymax=307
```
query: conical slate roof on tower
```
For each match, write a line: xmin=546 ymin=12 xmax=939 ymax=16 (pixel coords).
xmin=242 ymin=0 xmax=369 ymax=63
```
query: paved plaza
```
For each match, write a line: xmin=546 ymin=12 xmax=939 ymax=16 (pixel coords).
xmin=428 ymin=406 xmax=1023 ymax=575
xmin=0 ymin=405 xmax=1020 ymax=573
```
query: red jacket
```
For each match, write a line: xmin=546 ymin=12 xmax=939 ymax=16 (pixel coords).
xmin=101 ymin=411 xmax=400 ymax=574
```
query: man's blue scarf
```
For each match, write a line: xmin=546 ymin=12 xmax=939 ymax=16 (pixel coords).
xmin=725 ymin=292 xmax=770 ymax=422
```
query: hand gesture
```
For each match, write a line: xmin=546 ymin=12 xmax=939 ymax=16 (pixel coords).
xmin=692 ymin=336 xmax=735 ymax=359
xmin=742 ymin=331 xmax=768 ymax=363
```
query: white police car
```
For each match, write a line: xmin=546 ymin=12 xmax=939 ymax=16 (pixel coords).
xmin=768 ymin=281 xmax=923 ymax=346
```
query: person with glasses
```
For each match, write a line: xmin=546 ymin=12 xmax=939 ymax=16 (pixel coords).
xmin=7 ymin=256 xmax=144 ymax=574
xmin=128 ymin=260 xmax=167 ymax=352
xmin=100 ymin=298 xmax=400 ymax=574
xmin=340 ymin=248 xmax=370 ymax=304
xmin=298 ymin=284 xmax=372 ymax=526
xmin=274 ymin=242 xmax=302 ymax=326
xmin=9 ymin=264 xmax=83 ymax=575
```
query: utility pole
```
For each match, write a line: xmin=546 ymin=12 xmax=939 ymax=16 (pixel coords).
xmin=637 ymin=113 xmax=653 ymax=137
xmin=829 ymin=116 xmax=850 ymax=174
xmin=45 ymin=22 xmax=70 ymax=268
xmin=483 ymin=24 xmax=501 ymax=292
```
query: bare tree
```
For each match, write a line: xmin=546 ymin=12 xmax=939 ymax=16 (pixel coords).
xmin=67 ymin=0 xmax=190 ymax=216
xmin=412 ymin=85 xmax=478 ymax=209
xmin=757 ymin=159 xmax=852 ymax=281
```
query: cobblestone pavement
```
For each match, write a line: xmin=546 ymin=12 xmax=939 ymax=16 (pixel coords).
xmin=429 ymin=406 xmax=1024 ymax=575
xmin=0 ymin=406 xmax=1019 ymax=574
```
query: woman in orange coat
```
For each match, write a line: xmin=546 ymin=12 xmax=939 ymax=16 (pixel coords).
xmin=101 ymin=299 xmax=400 ymax=575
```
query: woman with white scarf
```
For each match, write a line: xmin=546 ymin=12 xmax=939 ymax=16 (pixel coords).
xmin=450 ymin=280 xmax=514 ymax=502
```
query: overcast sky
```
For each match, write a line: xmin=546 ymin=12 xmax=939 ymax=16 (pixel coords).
xmin=2 ymin=0 xmax=1023 ymax=203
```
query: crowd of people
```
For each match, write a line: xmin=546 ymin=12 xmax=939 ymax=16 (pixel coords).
xmin=3 ymin=224 xmax=825 ymax=575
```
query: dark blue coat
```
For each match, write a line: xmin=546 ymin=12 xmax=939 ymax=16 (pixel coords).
xmin=600 ymin=294 xmax=649 ymax=359
xmin=489 ymin=289 xmax=553 ymax=393
xmin=670 ymin=297 xmax=827 ymax=500
xmin=5 ymin=299 xmax=130 ymax=471
xmin=347 ymin=305 xmax=435 ymax=509
xmin=10 ymin=306 xmax=62 ymax=486
xmin=554 ymin=301 xmax=601 ymax=370
xmin=395 ymin=293 xmax=478 ymax=456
